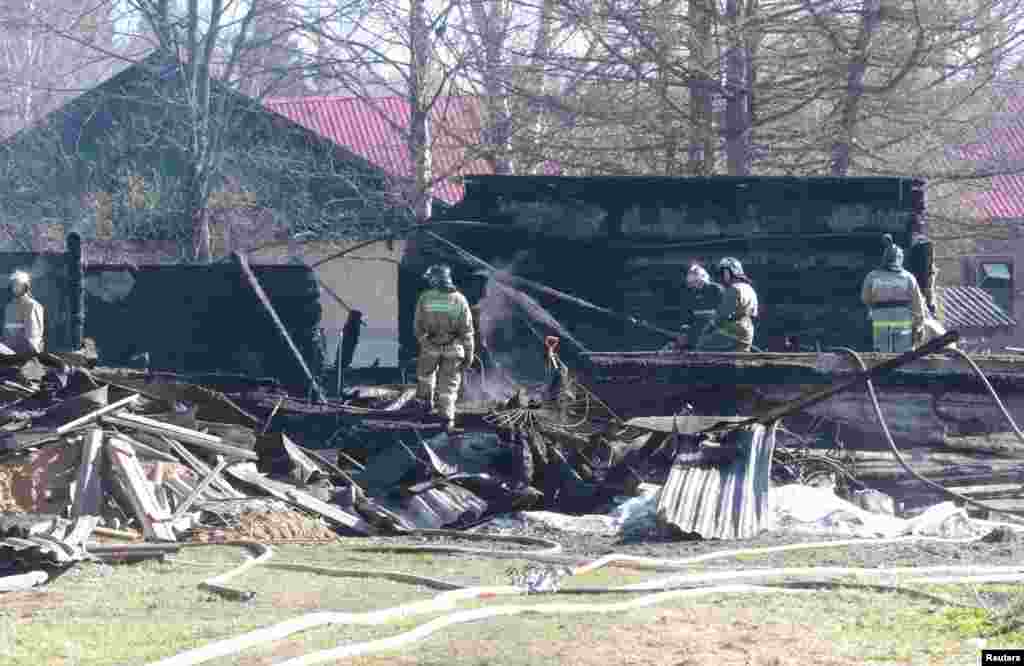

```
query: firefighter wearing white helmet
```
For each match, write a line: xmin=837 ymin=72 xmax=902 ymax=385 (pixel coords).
xmin=3 ymin=271 xmax=44 ymax=354
xmin=678 ymin=264 xmax=724 ymax=350
xmin=861 ymin=236 xmax=927 ymax=352
xmin=697 ymin=257 xmax=759 ymax=352
xmin=414 ymin=264 xmax=475 ymax=431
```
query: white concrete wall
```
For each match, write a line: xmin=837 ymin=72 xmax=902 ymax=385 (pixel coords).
xmin=250 ymin=239 xmax=405 ymax=367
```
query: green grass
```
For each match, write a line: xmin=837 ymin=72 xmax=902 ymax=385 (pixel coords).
xmin=1 ymin=541 xmax=1022 ymax=665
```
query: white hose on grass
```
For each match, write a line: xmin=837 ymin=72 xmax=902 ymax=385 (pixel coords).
xmin=617 ymin=564 xmax=1024 ymax=591
xmin=147 ymin=532 xmax=1021 ymax=666
xmin=274 ymin=585 xmax=808 ymax=666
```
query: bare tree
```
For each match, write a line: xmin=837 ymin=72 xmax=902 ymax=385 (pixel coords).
xmin=0 ymin=0 xmax=117 ymax=136
xmin=298 ymin=0 xmax=469 ymax=222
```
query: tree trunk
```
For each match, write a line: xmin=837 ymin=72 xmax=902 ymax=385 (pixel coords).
xmin=687 ymin=0 xmax=714 ymax=176
xmin=528 ymin=0 xmax=555 ymax=174
xmin=724 ymin=0 xmax=751 ymax=176
xmin=184 ymin=159 xmax=213 ymax=263
xmin=830 ymin=0 xmax=881 ymax=177
xmin=471 ymin=0 xmax=515 ymax=175
xmin=409 ymin=0 xmax=433 ymax=221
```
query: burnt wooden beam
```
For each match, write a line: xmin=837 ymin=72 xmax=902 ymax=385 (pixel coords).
xmin=232 ymin=252 xmax=326 ymax=403
xmin=714 ymin=332 xmax=959 ymax=429
xmin=66 ymin=232 xmax=85 ymax=350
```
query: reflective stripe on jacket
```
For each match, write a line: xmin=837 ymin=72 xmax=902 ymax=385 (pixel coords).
xmin=3 ymin=295 xmax=43 ymax=354
xmin=861 ymin=268 xmax=926 ymax=329
xmin=414 ymin=288 xmax=475 ymax=361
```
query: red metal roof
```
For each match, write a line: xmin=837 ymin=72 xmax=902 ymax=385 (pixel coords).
xmin=262 ymin=95 xmax=493 ymax=205
xmin=960 ymin=96 xmax=1024 ymax=220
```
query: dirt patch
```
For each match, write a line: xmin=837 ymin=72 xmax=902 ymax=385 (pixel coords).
xmin=186 ymin=509 xmax=339 ymax=544
xmin=335 ymin=606 xmax=862 ymax=666
xmin=0 ymin=445 xmax=78 ymax=514
xmin=0 ymin=590 xmax=66 ymax=619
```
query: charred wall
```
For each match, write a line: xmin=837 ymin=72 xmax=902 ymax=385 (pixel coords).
xmin=83 ymin=263 xmax=322 ymax=386
xmin=401 ymin=176 xmax=926 ymax=360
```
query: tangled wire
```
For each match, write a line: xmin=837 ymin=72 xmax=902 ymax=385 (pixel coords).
xmin=483 ymin=337 xmax=620 ymax=439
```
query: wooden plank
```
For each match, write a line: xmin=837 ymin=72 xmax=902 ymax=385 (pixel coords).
xmin=151 ymin=462 xmax=171 ymax=515
xmin=165 ymin=476 xmax=225 ymax=503
xmin=166 ymin=439 xmax=244 ymax=499
xmin=71 ymin=428 xmax=104 ymax=518
xmin=169 ymin=458 xmax=229 ymax=523
xmin=102 ymin=412 xmax=257 ymax=461
xmin=105 ymin=437 xmax=177 ymax=541
xmin=232 ymin=251 xmax=327 ymax=402
xmin=226 ymin=464 xmax=372 ymax=535
xmin=56 ymin=395 xmax=140 ymax=436
xmin=105 ymin=431 xmax=180 ymax=463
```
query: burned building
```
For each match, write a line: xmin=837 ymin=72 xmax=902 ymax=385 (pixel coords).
xmin=400 ymin=176 xmax=929 ymax=367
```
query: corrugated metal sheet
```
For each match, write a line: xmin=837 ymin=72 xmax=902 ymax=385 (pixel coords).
xmin=377 ymin=484 xmax=488 ymax=530
xmin=937 ymin=285 xmax=1016 ymax=330
xmin=263 ymin=96 xmax=493 ymax=205
xmin=656 ymin=423 xmax=776 ymax=540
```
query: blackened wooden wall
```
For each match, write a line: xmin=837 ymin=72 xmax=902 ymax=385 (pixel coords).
xmin=401 ymin=176 xmax=926 ymax=359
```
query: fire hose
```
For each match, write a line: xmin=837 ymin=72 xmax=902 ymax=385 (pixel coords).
xmin=836 ymin=347 xmax=1024 ymax=521
xmin=149 ymin=522 xmax=1024 ymax=666
xmin=148 ymin=343 xmax=1024 ymax=664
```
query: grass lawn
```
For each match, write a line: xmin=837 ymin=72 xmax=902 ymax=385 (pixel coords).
xmin=1 ymin=538 xmax=1021 ymax=666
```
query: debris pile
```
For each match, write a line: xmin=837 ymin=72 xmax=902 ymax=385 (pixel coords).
xmin=1 ymin=329 xmax=1022 ymax=595
xmin=0 ymin=370 xmax=379 ymax=586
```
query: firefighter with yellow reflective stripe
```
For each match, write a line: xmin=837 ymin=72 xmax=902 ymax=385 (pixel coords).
xmin=697 ymin=257 xmax=759 ymax=352
xmin=861 ymin=236 xmax=927 ymax=353
xmin=413 ymin=264 xmax=475 ymax=432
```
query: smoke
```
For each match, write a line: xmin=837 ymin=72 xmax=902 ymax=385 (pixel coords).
xmin=465 ymin=252 xmax=583 ymax=403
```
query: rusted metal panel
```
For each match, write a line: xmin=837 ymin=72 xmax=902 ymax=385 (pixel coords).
xmin=656 ymin=423 xmax=777 ymax=540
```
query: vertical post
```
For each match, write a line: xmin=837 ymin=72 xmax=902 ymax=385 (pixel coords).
xmin=335 ymin=332 xmax=343 ymax=397
xmin=66 ymin=232 xmax=84 ymax=350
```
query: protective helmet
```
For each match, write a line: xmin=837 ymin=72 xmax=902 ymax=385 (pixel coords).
xmin=685 ymin=264 xmax=710 ymax=289
xmin=883 ymin=244 xmax=904 ymax=271
xmin=9 ymin=270 xmax=30 ymax=290
xmin=717 ymin=257 xmax=746 ymax=279
xmin=423 ymin=264 xmax=454 ymax=289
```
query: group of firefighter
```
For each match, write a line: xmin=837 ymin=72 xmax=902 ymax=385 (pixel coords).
xmin=676 ymin=235 xmax=946 ymax=354
xmin=0 ymin=236 xmax=948 ymax=433
xmin=0 ymin=235 xmax=947 ymax=434
xmin=410 ymin=234 xmax=947 ymax=431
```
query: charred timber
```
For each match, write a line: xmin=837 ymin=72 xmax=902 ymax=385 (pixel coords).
xmin=577 ymin=347 xmax=1024 ymax=445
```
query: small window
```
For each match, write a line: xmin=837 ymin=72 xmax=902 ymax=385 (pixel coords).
xmin=978 ymin=261 xmax=1014 ymax=315
xmin=981 ymin=262 xmax=1012 ymax=281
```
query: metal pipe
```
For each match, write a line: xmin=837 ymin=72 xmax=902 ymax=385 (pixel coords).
xmin=56 ymin=394 xmax=140 ymax=435
xmin=231 ymin=252 xmax=326 ymax=403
